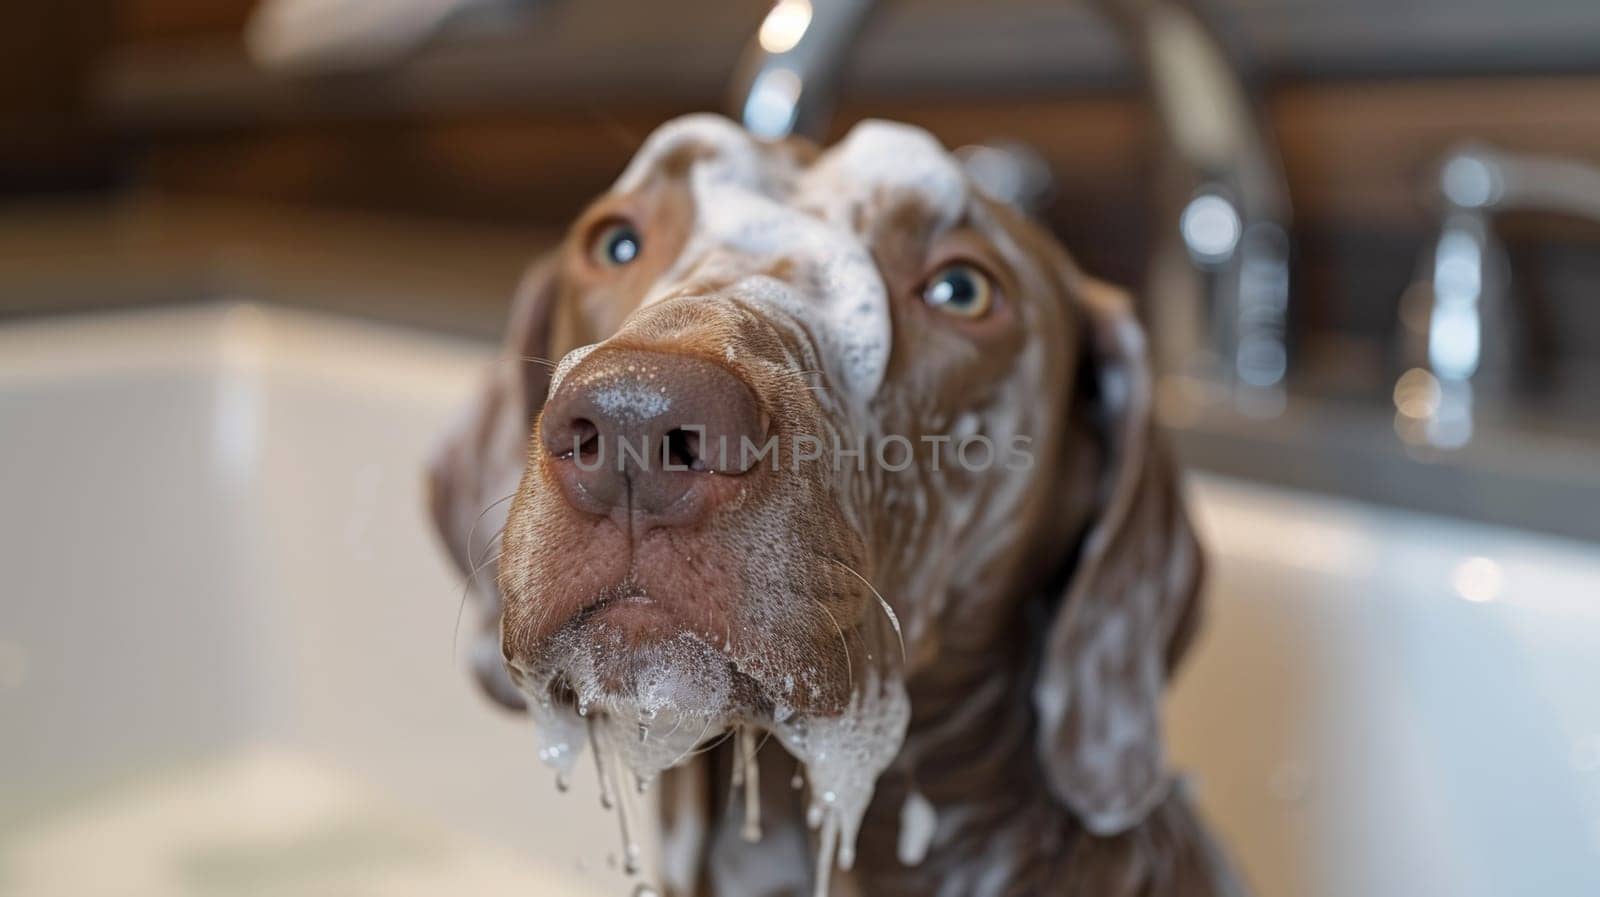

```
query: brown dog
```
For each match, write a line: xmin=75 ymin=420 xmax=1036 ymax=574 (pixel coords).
xmin=428 ymin=114 xmax=1245 ymax=897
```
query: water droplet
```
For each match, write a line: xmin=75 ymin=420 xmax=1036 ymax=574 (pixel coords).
xmin=807 ymin=803 xmax=825 ymax=828
xmin=555 ymin=772 xmax=571 ymax=793
xmin=623 ymin=843 xmax=641 ymax=875
xmin=896 ymin=789 xmax=937 ymax=866
xmin=632 ymin=885 xmax=662 ymax=897
xmin=738 ymin=727 xmax=762 ymax=842
xmin=791 ymin=771 xmax=805 ymax=790
xmin=591 ymin=715 xmax=616 ymax=810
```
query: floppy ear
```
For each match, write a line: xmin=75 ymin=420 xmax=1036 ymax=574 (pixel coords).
xmin=1031 ymin=279 xmax=1205 ymax=836
xmin=426 ymin=255 xmax=561 ymax=711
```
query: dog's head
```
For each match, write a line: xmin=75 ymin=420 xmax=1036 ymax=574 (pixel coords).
xmin=429 ymin=114 xmax=1201 ymax=836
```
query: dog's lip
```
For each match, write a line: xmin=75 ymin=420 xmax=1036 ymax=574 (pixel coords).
xmin=582 ymin=591 xmax=709 ymax=641
xmin=520 ymin=584 xmax=727 ymax=657
xmin=590 ymin=590 xmax=653 ymax=610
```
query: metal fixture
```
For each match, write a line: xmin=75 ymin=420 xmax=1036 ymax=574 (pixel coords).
xmin=731 ymin=0 xmax=1294 ymax=414
xmin=729 ymin=0 xmax=878 ymax=141
xmin=1396 ymin=144 xmax=1600 ymax=450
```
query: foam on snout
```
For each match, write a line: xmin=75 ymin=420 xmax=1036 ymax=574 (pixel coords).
xmin=548 ymin=343 xmax=598 ymax=396
xmin=591 ymin=383 xmax=671 ymax=423
xmin=514 ymin=617 xmax=911 ymax=897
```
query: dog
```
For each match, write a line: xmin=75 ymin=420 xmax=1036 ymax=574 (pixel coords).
xmin=427 ymin=113 xmax=1246 ymax=897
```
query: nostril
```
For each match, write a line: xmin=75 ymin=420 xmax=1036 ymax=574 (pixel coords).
xmin=551 ymin=417 xmax=601 ymax=462
xmin=665 ymin=427 xmax=711 ymax=472
xmin=664 ymin=428 xmax=694 ymax=471
xmin=571 ymin=419 xmax=600 ymax=463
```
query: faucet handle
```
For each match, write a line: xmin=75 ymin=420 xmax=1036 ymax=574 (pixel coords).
xmin=1392 ymin=142 xmax=1600 ymax=450
xmin=1440 ymin=143 xmax=1600 ymax=220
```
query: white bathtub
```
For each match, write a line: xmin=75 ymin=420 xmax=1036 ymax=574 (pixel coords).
xmin=2 ymin=303 xmax=1597 ymax=896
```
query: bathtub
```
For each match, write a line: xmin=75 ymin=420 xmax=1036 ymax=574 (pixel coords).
xmin=2 ymin=303 xmax=1597 ymax=896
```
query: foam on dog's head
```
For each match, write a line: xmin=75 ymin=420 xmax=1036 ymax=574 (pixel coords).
xmin=620 ymin=115 xmax=971 ymax=408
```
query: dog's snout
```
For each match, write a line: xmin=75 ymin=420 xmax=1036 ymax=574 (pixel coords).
xmin=540 ymin=348 xmax=764 ymax=522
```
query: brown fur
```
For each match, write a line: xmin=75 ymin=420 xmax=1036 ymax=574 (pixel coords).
xmin=426 ymin=116 xmax=1246 ymax=897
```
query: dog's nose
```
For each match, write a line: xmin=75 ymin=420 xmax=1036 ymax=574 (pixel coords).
xmin=540 ymin=348 xmax=765 ymax=522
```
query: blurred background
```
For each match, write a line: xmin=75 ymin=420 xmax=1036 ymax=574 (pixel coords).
xmin=2 ymin=1 xmax=1599 ymax=896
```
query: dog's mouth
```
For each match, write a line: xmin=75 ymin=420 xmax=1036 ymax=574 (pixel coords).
xmin=505 ymin=582 xmax=803 ymax=747
xmin=503 ymin=570 xmax=911 ymax=880
xmin=506 ymin=612 xmax=745 ymax=786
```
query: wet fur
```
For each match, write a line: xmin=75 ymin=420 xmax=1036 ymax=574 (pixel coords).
xmin=427 ymin=114 xmax=1247 ymax=896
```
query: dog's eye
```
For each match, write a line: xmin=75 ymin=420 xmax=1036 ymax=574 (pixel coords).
xmin=921 ymin=263 xmax=994 ymax=318
xmin=591 ymin=221 xmax=641 ymax=267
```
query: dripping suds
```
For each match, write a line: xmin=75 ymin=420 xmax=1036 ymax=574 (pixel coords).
xmin=812 ymin=809 xmax=840 ymax=897
xmin=590 ymin=717 xmax=642 ymax=876
xmin=896 ymin=788 xmax=937 ymax=866
xmin=738 ymin=726 xmax=762 ymax=843
xmin=515 ymin=627 xmax=910 ymax=897
xmin=776 ymin=669 xmax=912 ymax=890
xmin=593 ymin=716 xmax=616 ymax=810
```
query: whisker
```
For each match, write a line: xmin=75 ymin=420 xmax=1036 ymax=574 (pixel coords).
xmin=659 ymin=713 xmax=686 ymax=744
xmin=452 ymin=526 xmax=506 ymax=662
xmin=473 ymin=521 xmax=508 ymax=570
xmin=458 ymin=534 xmax=505 ymax=616
xmin=829 ymin=559 xmax=906 ymax=665
xmin=449 ymin=491 xmax=515 ymax=663
xmin=453 ymin=544 xmax=500 ymax=644
xmin=814 ymin=599 xmax=855 ymax=694
xmin=671 ymin=721 xmax=734 ymax=765
xmin=465 ymin=492 xmax=516 ymax=571
xmin=488 ymin=354 xmax=559 ymax=370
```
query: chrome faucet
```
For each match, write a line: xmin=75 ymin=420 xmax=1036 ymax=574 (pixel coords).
xmin=1395 ymin=143 xmax=1600 ymax=450
xmin=730 ymin=0 xmax=1294 ymax=414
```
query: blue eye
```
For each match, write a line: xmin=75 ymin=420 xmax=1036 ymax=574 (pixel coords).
xmin=592 ymin=221 xmax=641 ymax=267
xmin=921 ymin=263 xmax=994 ymax=318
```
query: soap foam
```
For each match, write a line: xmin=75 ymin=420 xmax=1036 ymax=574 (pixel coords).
xmin=516 ymin=625 xmax=910 ymax=897
xmin=774 ymin=668 xmax=911 ymax=887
